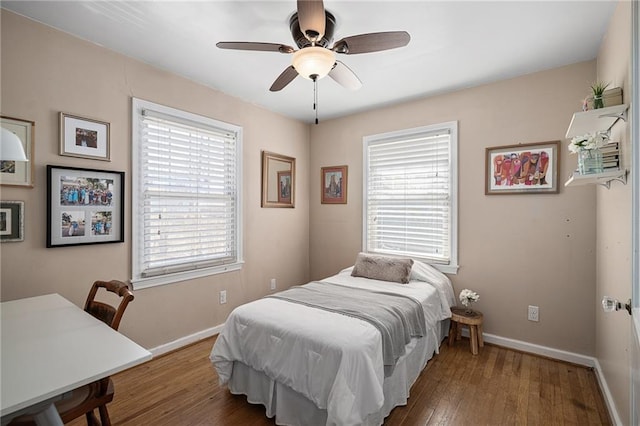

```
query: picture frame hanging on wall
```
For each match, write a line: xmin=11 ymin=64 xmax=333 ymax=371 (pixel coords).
xmin=47 ymin=165 xmax=124 ymax=248
xmin=59 ymin=112 xmax=110 ymax=161
xmin=485 ymin=141 xmax=560 ymax=195
xmin=277 ymin=170 xmax=292 ymax=203
xmin=321 ymin=165 xmax=348 ymax=204
xmin=0 ymin=201 xmax=24 ymax=242
xmin=1 ymin=116 xmax=35 ymax=187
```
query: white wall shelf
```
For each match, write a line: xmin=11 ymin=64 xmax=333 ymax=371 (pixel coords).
xmin=564 ymin=169 xmax=628 ymax=189
xmin=565 ymin=104 xmax=628 ymax=138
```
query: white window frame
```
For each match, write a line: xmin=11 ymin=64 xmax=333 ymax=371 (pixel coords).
xmin=362 ymin=121 xmax=458 ymax=274
xmin=131 ymin=98 xmax=243 ymax=289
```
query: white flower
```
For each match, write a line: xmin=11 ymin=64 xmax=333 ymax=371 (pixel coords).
xmin=459 ymin=289 xmax=479 ymax=307
xmin=569 ymin=131 xmax=609 ymax=154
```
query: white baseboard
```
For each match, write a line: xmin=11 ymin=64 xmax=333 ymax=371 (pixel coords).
xmin=148 ymin=323 xmax=224 ymax=358
xmin=459 ymin=330 xmax=620 ymax=425
xmin=478 ymin=332 xmax=596 ymax=367
xmin=592 ymin=358 xmax=623 ymax=426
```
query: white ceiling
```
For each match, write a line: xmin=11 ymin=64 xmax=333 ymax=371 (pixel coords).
xmin=2 ymin=1 xmax=616 ymax=123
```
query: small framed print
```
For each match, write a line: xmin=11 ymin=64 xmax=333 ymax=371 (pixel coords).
xmin=277 ymin=170 xmax=292 ymax=203
xmin=485 ymin=141 xmax=560 ymax=195
xmin=1 ymin=116 xmax=35 ymax=187
xmin=60 ymin=112 xmax=110 ymax=161
xmin=0 ymin=201 xmax=24 ymax=242
xmin=47 ymin=165 xmax=124 ymax=248
xmin=321 ymin=165 xmax=348 ymax=204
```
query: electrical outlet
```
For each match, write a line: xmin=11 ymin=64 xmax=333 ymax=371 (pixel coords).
xmin=270 ymin=278 xmax=276 ymax=290
xmin=219 ymin=290 xmax=227 ymax=304
xmin=528 ymin=305 xmax=539 ymax=322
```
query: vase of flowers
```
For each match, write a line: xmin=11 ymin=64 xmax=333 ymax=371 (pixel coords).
xmin=459 ymin=289 xmax=480 ymax=314
xmin=591 ymin=81 xmax=609 ymax=109
xmin=577 ymin=150 xmax=604 ymax=175
xmin=569 ymin=131 xmax=608 ymax=175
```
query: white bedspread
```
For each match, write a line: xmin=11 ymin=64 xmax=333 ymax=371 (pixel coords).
xmin=210 ymin=265 xmax=454 ymax=425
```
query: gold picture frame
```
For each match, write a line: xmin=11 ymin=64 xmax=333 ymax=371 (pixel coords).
xmin=261 ymin=151 xmax=295 ymax=208
xmin=321 ymin=165 xmax=348 ymax=204
xmin=60 ymin=112 xmax=110 ymax=161
xmin=1 ymin=116 xmax=35 ymax=188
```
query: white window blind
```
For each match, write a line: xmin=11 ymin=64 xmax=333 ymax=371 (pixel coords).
xmin=132 ymin=99 xmax=242 ymax=288
xmin=363 ymin=122 xmax=458 ymax=272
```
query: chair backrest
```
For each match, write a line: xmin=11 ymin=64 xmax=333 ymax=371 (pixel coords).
xmin=84 ymin=280 xmax=134 ymax=331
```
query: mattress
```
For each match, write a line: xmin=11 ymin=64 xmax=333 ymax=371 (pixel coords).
xmin=210 ymin=261 xmax=455 ymax=425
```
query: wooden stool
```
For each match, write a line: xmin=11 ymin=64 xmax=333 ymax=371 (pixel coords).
xmin=448 ymin=307 xmax=484 ymax=355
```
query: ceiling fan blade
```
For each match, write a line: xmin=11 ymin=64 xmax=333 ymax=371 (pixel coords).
xmin=216 ymin=42 xmax=294 ymax=54
xmin=332 ymin=31 xmax=410 ymax=54
xmin=297 ymin=0 xmax=325 ymax=42
xmin=328 ymin=61 xmax=362 ymax=91
xmin=270 ymin=66 xmax=299 ymax=92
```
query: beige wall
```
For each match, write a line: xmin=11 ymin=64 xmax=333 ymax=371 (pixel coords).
xmin=0 ymin=11 xmax=310 ymax=349
xmin=595 ymin=1 xmax=632 ymax=424
xmin=2 ymin=11 xmax=633 ymax=422
xmin=309 ymin=61 xmax=599 ymax=356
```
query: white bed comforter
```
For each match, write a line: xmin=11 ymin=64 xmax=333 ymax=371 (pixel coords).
xmin=210 ymin=265 xmax=455 ymax=425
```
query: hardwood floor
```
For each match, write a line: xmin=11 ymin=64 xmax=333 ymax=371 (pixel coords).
xmin=69 ymin=336 xmax=611 ymax=425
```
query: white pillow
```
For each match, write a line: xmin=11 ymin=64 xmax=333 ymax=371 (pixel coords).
xmin=411 ymin=260 xmax=456 ymax=320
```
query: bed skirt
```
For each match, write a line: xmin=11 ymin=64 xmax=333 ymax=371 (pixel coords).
xmin=225 ymin=320 xmax=449 ymax=426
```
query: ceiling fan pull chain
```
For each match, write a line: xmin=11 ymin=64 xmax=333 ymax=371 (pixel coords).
xmin=313 ymin=75 xmax=319 ymax=124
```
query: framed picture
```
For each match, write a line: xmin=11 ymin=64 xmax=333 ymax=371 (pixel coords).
xmin=47 ymin=165 xmax=124 ymax=247
xmin=485 ymin=141 xmax=560 ymax=195
xmin=321 ymin=165 xmax=348 ymax=204
xmin=0 ymin=201 xmax=24 ymax=242
xmin=59 ymin=112 xmax=110 ymax=161
xmin=1 ymin=116 xmax=34 ymax=187
xmin=277 ymin=170 xmax=292 ymax=203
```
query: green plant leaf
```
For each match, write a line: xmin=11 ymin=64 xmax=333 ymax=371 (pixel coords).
xmin=590 ymin=81 xmax=610 ymax=96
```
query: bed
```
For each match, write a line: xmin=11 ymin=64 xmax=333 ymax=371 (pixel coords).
xmin=210 ymin=255 xmax=456 ymax=426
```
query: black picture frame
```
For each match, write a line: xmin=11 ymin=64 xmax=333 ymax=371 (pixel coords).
xmin=47 ymin=165 xmax=124 ymax=248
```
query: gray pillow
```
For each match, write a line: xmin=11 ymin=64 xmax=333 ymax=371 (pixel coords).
xmin=351 ymin=253 xmax=414 ymax=284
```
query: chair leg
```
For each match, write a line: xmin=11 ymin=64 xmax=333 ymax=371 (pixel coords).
xmin=98 ymin=404 xmax=111 ymax=426
xmin=85 ymin=410 xmax=99 ymax=425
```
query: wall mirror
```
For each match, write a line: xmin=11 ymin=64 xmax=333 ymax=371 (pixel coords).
xmin=262 ymin=151 xmax=295 ymax=208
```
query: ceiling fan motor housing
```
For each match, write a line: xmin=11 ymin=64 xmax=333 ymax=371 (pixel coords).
xmin=289 ymin=11 xmax=336 ymax=49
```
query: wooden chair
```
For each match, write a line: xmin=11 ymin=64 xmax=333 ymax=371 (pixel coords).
xmin=10 ymin=280 xmax=134 ymax=426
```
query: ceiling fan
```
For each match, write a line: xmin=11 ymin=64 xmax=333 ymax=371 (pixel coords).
xmin=217 ymin=0 xmax=410 ymax=99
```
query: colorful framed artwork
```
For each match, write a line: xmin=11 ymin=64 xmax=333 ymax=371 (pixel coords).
xmin=59 ymin=112 xmax=110 ymax=161
xmin=0 ymin=201 xmax=24 ymax=242
xmin=277 ymin=170 xmax=292 ymax=203
xmin=47 ymin=165 xmax=124 ymax=247
xmin=1 ymin=116 xmax=35 ymax=187
xmin=321 ymin=165 xmax=348 ymax=204
xmin=485 ymin=141 xmax=560 ymax=195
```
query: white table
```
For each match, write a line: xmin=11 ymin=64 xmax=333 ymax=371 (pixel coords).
xmin=1 ymin=294 xmax=152 ymax=425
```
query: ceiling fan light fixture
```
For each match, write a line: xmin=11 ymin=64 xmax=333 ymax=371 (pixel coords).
xmin=292 ymin=47 xmax=336 ymax=80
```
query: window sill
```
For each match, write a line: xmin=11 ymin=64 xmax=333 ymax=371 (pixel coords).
xmin=131 ymin=261 xmax=244 ymax=290
xmin=434 ymin=263 xmax=459 ymax=275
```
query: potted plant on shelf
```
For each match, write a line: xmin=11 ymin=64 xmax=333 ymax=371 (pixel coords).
xmin=590 ymin=81 xmax=610 ymax=109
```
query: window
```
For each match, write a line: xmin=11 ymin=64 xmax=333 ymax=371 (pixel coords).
xmin=131 ymin=98 xmax=242 ymax=289
xmin=363 ymin=122 xmax=458 ymax=273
